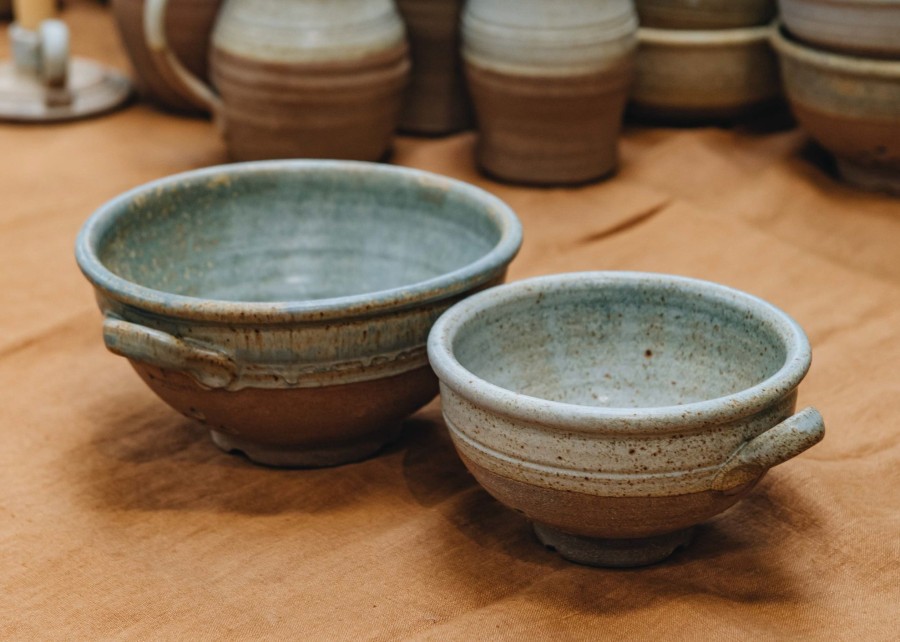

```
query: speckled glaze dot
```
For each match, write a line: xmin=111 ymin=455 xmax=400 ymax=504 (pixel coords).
xmin=427 ymin=272 xmax=825 ymax=567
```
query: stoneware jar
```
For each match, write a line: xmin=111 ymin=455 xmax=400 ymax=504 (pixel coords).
xmin=143 ymin=0 xmax=411 ymax=161
xmin=461 ymin=0 xmax=638 ymax=185
xmin=632 ymin=24 xmax=782 ymax=122
xmin=779 ymin=0 xmax=900 ymax=59
xmin=428 ymin=272 xmax=825 ymax=567
xmin=773 ymin=27 xmax=900 ymax=195
xmin=111 ymin=0 xmax=222 ymax=113
xmin=635 ymin=0 xmax=776 ymax=29
xmin=75 ymin=160 xmax=522 ymax=467
xmin=396 ymin=0 xmax=472 ymax=135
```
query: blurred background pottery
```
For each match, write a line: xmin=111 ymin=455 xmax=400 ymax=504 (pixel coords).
xmin=144 ymin=0 xmax=410 ymax=161
xmin=111 ymin=0 xmax=221 ymax=113
xmin=76 ymin=160 xmax=522 ymax=467
xmin=778 ymin=0 xmax=900 ymax=59
xmin=773 ymin=27 xmax=900 ymax=195
xmin=632 ymin=24 xmax=782 ymax=122
xmin=461 ymin=0 xmax=637 ymax=185
xmin=396 ymin=0 xmax=472 ymax=135
xmin=428 ymin=272 xmax=825 ymax=567
xmin=636 ymin=0 xmax=776 ymax=29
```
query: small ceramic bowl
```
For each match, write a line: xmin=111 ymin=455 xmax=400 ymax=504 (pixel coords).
xmin=428 ymin=272 xmax=824 ymax=567
xmin=631 ymin=24 xmax=782 ymax=122
xmin=636 ymin=0 xmax=776 ymax=30
xmin=76 ymin=160 xmax=522 ymax=467
xmin=779 ymin=0 xmax=900 ymax=59
xmin=773 ymin=26 xmax=900 ymax=195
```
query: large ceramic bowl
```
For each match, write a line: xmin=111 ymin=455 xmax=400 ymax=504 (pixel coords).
xmin=773 ymin=27 xmax=900 ymax=195
xmin=779 ymin=0 xmax=900 ymax=59
xmin=632 ymin=24 xmax=782 ymax=122
xmin=76 ymin=160 xmax=522 ymax=467
xmin=428 ymin=272 xmax=825 ymax=567
xmin=636 ymin=0 xmax=776 ymax=29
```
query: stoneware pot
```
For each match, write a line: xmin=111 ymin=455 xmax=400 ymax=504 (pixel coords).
xmin=396 ymin=0 xmax=472 ymax=135
xmin=773 ymin=27 xmax=900 ymax=195
xmin=461 ymin=0 xmax=637 ymax=185
xmin=631 ymin=24 xmax=782 ymax=122
xmin=111 ymin=0 xmax=222 ymax=113
xmin=779 ymin=0 xmax=900 ymax=59
xmin=75 ymin=160 xmax=522 ymax=467
xmin=143 ymin=0 xmax=411 ymax=161
xmin=636 ymin=0 xmax=776 ymax=29
xmin=428 ymin=272 xmax=825 ymax=567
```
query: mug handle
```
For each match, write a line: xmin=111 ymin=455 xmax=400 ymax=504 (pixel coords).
xmin=143 ymin=0 xmax=223 ymax=115
xmin=103 ymin=316 xmax=237 ymax=390
xmin=711 ymin=406 xmax=825 ymax=493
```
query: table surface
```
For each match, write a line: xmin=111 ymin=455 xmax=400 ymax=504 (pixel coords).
xmin=2 ymin=3 xmax=898 ymax=640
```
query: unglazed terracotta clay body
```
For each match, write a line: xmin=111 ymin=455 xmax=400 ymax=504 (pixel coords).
xmin=779 ymin=0 xmax=900 ymax=58
xmin=428 ymin=272 xmax=825 ymax=567
xmin=636 ymin=0 xmax=776 ymax=29
xmin=111 ymin=0 xmax=221 ymax=113
xmin=462 ymin=0 xmax=637 ymax=185
xmin=773 ymin=27 xmax=900 ymax=195
xmin=144 ymin=0 xmax=410 ymax=161
xmin=632 ymin=25 xmax=782 ymax=122
xmin=75 ymin=161 xmax=522 ymax=467
xmin=396 ymin=0 xmax=472 ymax=135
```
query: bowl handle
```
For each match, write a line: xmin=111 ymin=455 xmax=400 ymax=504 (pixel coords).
xmin=143 ymin=0 xmax=223 ymax=115
xmin=103 ymin=316 xmax=237 ymax=390
xmin=711 ymin=407 xmax=825 ymax=493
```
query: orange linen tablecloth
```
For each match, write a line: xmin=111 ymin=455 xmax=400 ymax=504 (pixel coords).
xmin=1 ymin=3 xmax=898 ymax=640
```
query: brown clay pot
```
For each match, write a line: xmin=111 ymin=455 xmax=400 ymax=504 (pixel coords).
xmin=635 ymin=0 xmax=776 ymax=29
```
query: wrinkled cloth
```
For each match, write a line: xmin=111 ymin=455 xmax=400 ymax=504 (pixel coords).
xmin=1 ymin=3 xmax=898 ymax=640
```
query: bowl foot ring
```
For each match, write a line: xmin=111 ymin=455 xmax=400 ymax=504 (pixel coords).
xmin=835 ymin=159 xmax=900 ymax=196
xmin=533 ymin=522 xmax=695 ymax=568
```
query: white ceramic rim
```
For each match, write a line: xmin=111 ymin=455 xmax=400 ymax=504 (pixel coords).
xmin=771 ymin=23 xmax=900 ymax=78
xmin=75 ymin=160 xmax=523 ymax=324
xmin=428 ymin=272 xmax=812 ymax=433
xmin=639 ymin=23 xmax=773 ymax=46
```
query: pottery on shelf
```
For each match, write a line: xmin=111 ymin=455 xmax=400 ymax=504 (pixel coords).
xmin=428 ymin=272 xmax=825 ymax=568
xmin=143 ymin=0 xmax=411 ymax=161
xmin=396 ymin=0 xmax=472 ymax=135
xmin=75 ymin=160 xmax=522 ymax=467
xmin=461 ymin=0 xmax=637 ymax=185
xmin=631 ymin=24 xmax=782 ymax=122
xmin=779 ymin=0 xmax=900 ymax=59
xmin=635 ymin=0 xmax=776 ymax=29
xmin=111 ymin=0 xmax=221 ymax=113
xmin=773 ymin=27 xmax=900 ymax=195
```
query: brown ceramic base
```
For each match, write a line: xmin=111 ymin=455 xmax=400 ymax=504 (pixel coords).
xmin=836 ymin=159 xmax=900 ymax=197
xmin=628 ymin=97 xmax=782 ymax=125
xmin=534 ymin=522 xmax=695 ymax=568
xmin=465 ymin=59 xmax=634 ymax=186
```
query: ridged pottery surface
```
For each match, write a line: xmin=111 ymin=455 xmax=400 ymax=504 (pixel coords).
xmin=462 ymin=0 xmax=637 ymax=185
xmin=396 ymin=0 xmax=472 ymax=135
xmin=75 ymin=161 xmax=522 ymax=467
xmin=111 ymin=0 xmax=222 ymax=113
xmin=427 ymin=272 xmax=825 ymax=567
xmin=636 ymin=0 xmax=776 ymax=29
xmin=779 ymin=0 xmax=900 ymax=59
xmin=632 ymin=24 xmax=782 ymax=122
xmin=773 ymin=27 xmax=900 ymax=195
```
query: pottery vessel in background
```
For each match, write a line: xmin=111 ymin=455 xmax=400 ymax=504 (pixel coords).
xmin=779 ymin=0 xmax=900 ymax=59
xmin=396 ymin=0 xmax=472 ymax=135
xmin=635 ymin=0 xmax=776 ymax=29
xmin=428 ymin=272 xmax=825 ymax=567
xmin=144 ymin=0 xmax=410 ymax=161
xmin=632 ymin=24 xmax=782 ymax=122
xmin=462 ymin=0 xmax=637 ymax=185
xmin=111 ymin=0 xmax=221 ymax=113
xmin=76 ymin=160 xmax=522 ymax=467
xmin=773 ymin=27 xmax=900 ymax=195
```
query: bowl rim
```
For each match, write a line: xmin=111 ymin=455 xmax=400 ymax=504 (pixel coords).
xmin=427 ymin=271 xmax=812 ymax=434
xmin=771 ymin=23 xmax=900 ymax=78
xmin=75 ymin=159 xmax=523 ymax=324
xmin=638 ymin=23 xmax=773 ymax=46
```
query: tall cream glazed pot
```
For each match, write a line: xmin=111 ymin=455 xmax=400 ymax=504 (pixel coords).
xmin=144 ymin=0 xmax=410 ymax=161
xmin=462 ymin=0 xmax=638 ymax=185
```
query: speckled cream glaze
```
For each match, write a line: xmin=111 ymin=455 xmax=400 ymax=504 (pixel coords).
xmin=779 ymin=0 xmax=900 ymax=59
xmin=76 ymin=160 xmax=522 ymax=466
